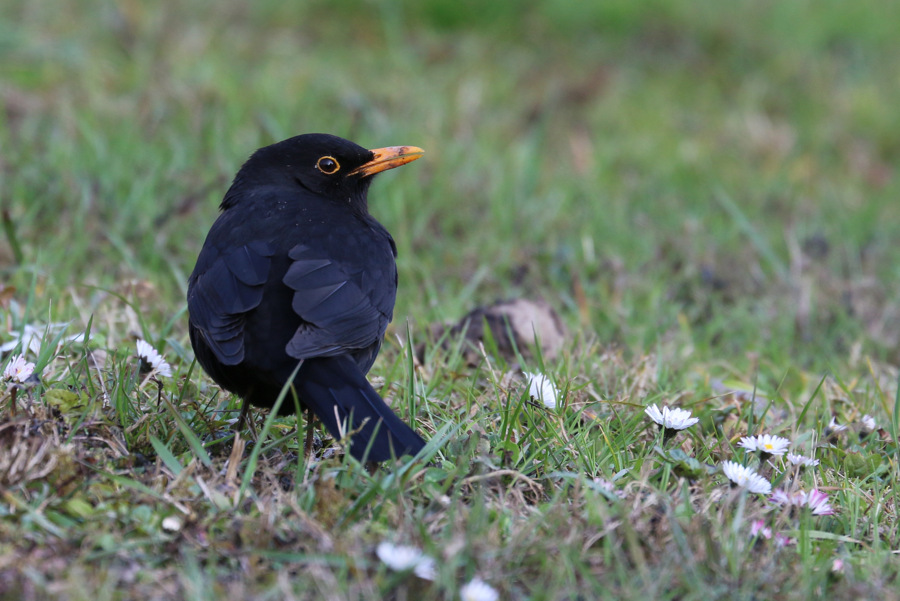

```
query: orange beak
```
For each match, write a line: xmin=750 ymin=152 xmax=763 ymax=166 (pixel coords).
xmin=348 ymin=145 xmax=425 ymax=177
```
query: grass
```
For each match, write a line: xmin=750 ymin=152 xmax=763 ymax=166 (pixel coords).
xmin=2 ymin=0 xmax=900 ymax=598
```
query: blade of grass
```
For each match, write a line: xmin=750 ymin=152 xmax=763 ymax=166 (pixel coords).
xmin=2 ymin=208 xmax=24 ymax=264
xmin=150 ymin=433 xmax=185 ymax=476
xmin=161 ymin=395 xmax=212 ymax=467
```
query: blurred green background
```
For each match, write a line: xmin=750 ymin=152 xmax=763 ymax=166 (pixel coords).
xmin=2 ymin=0 xmax=900 ymax=369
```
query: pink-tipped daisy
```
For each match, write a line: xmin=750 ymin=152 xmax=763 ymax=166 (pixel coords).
xmin=770 ymin=489 xmax=802 ymax=505
xmin=770 ymin=489 xmax=835 ymax=516
xmin=774 ymin=532 xmax=796 ymax=547
xmin=804 ymin=489 xmax=835 ymax=516
xmin=3 ymin=354 xmax=35 ymax=383
xmin=749 ymin=520 xmax=772 ymax=539
xmin=592 ymin=477 xmax=626 ymax=499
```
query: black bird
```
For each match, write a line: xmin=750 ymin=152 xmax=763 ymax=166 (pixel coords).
xmin=187 ymin=133 xmax=426 ymax=462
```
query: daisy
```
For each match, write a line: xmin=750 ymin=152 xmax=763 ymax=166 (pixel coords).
xmin=1 ymin=322 xmax=84 ymax=356
xmin=785 ymin=453 xmax=819 ymax=468
xmin=1 ymin=324 xmax=48 ymax=356
xmin=136 ymin=339 xmax=173 ymax=378
xmin=592 ymin=477 xmax=626 ymax=499
xmin=161 ymin=516 xmax=183 ymax=532
xmin=523 ymin=372 xmax=558 ymax=409
xmin=749 ymin=520 xmax=772 ymax=539
xmin=413 ymin=556 xmax=437 ymax=581
xmin=3 ymin=354 xmax=35 ymax=383
xmin=804 ymin=489 xmax=835 ymax=516
xmin=749 ymin=519 xmax=794 ymax=546
xmin=774 ymin=532 xmax=796 ymax=547
xmin=824 ymin=416 xmax=848 ymax=436
xmin=460 ymin=577 xmax=499 ymax=601
xmin=860 ymin=415 xmax=876 ymax=432
xmin=770 ymin=489 xmax=802 ymax=505
xmin=721 ymin=461 xmax=772 ymax=494
xmin=769 ymin=489 xmax=835 ymax=516
xmin=738 ymin=434 xmax=790 ymax=456
xmin=375 ymin=542 xmax=436 ymax=580
xmin=644 ymin=404 xmax=699 ymax=431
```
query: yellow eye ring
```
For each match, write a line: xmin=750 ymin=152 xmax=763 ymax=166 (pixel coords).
xmin=316 ymin=156 xmax=340 ymax=174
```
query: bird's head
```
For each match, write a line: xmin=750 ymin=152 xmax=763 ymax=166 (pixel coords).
xmin=221 ymin=133 xmax=424 ymax=212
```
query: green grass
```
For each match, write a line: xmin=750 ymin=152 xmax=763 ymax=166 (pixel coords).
xmin=2 ymin=0 xmax=900 ymax=599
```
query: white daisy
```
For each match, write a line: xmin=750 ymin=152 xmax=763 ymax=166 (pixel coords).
xmin=644 ymin=404 xmax=665 ymax=424
xmin=460 ymin=577 xmax=499 ymax=601
xmin=737 ymin=434 xmax=790 ymax=456
xmin=825 ymin=416 xmax=848 ymax=435
xmin=0 ymin=322 xmax=84 ymax=356
xmin=743 ymin=474 xmax=772 ymax=495
xmin=1 ymin=324 xmax=47 ymax=356
xmin=3 ymin=354 xmax=35 ymax=383
xmin=860 ymin=414 xmax=876 ymax=432
xmin=413 ymin=556 xmax=437 ymax=581
xmin=161 ymin=516 xmax=183 ymax=532
xmin=785 ymin=453 xmax=819 ymax=468
xmin=375 ymin=542 xmax=436 ymax=580
xmin=644 ymin=404 xmax=699 ymax=431
xmin=721 ymin=461 xmax=772 ymax=494
xmin=523 ymin=372 xmax=558 ymax=409
xmin=136 ymin=339 xmax=173 ymax=378
xmin=737 ymin=437 xmax=756 ymax=451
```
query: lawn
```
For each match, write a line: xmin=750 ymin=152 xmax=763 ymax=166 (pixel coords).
xmin=1 ymin=0 xmax=899 ymax=599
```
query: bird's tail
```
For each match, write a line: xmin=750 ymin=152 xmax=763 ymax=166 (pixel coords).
xmin=294 ymin=355 xmax=426 ymax=462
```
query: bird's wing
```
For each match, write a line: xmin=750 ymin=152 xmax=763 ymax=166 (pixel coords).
xmin=283 ymin=241 xmax=396 ymax=359
xmin=187 ymin=240 xmax=275 ymax=365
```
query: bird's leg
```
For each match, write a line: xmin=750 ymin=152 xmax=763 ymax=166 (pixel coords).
xmin=235 ymin=397 xmax=258 ymax=440
xmin=235 ymin=397 xmax=249 ymax=431
xmin=304 ymin=408 xmax=316 ymax=458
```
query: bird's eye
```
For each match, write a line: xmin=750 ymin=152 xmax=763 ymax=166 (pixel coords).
xmin=316 ymin=156 xmax=340 ymax=174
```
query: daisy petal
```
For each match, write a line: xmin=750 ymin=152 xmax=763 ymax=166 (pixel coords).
xmin=721 ymin=461 xmax=772 ymax=494
xmin=460 ymin=577 xmax=499 ymax=601
xmin=523 ymin=372 xmax=559 ymax=409
xmin=3 ymin=354 xmax=35 ymax=383
xmin=136 ymin=339 xmax=173 ymax=378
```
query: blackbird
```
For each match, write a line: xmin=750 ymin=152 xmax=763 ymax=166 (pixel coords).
xmin=187 ymin=133 xmax=426 ymax=462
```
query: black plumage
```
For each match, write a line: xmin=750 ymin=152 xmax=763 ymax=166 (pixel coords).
xmin=187 ymin=133 xmax=426 ymax=462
